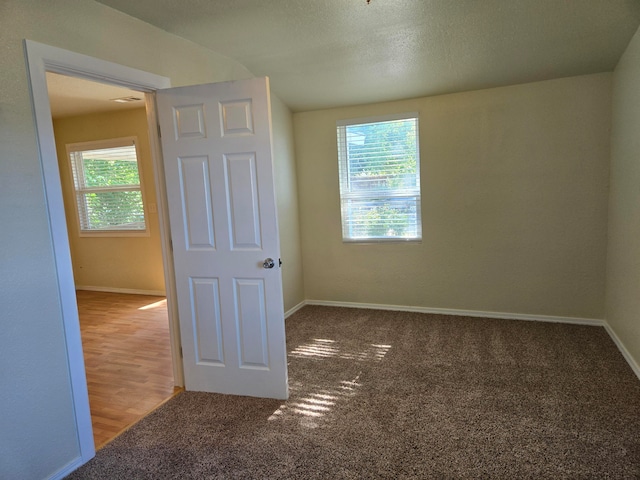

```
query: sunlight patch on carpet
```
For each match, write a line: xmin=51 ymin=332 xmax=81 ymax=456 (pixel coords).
xmin=290 ymin=338 xmax=391 ymax=361
xmin=267 ymin=374 xmax=362 ymax=426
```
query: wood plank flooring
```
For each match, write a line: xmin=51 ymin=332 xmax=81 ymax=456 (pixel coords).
xmin=76 ymin=290 xmax=178 ymax=449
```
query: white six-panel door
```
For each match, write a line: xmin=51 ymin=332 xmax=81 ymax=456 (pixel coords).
xmin=156 ymin=78 xmax=288 ymax=399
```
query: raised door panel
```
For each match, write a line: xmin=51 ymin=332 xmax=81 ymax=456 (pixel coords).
xmin=174 ymin=104 xmax=207 ymax=139
xmin=224 ymin=153 xmax=261 ymax=250
xmin=219 ymin=99 xmax=253 ymax=137
xmin=233 ymin=278 xmax=268 ymax=369
xmin=190 ymin=278 xmax=224 ymax=365
xmin=178 ymin=156 xmax=216 ymax=250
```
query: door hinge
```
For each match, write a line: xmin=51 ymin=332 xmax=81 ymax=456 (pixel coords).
xmin=179 ymin=346 xmax=183 ymax=358
xmin=157 ymin=123 xmax=162 ymax=138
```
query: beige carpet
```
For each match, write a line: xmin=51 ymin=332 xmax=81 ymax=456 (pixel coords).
xmin=66 ymin=306 xmax=640 ymax=479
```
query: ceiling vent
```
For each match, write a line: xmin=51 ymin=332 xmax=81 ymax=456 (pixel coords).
xmin=110 ymin=96 xmax=143 ymax=103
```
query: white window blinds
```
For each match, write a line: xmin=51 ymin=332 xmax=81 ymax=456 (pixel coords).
xmin=337 ymin=113 xmax=421 ymax=241
xmin=67 ymin=138 xmax=147 ymax=233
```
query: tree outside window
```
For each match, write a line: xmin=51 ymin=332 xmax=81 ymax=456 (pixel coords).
xmin=67 ymin=137 xmax=147 ymax=234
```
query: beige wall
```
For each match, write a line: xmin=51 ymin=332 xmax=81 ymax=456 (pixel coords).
xmin=0 ymin=1 xmax=252 ymax=478
xmin=606 ymin=25 xmax=640 ymax=370
xmin=294 ymin=74 xmax=611 ymax=319
xmin=271 ymin=96 xmax=305 ymax=312
xmin=53 ymin=108 xmax=166 ymax=294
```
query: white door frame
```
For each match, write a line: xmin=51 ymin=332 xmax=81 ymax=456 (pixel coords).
xmin=24 ymin=39 xmax=182 ymax=468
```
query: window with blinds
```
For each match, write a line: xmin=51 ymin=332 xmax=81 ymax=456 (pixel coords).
xmin=337 ymin=113 xmax=421 ymax=241
xmin=67 ymin=137 xmax=147 ymax=234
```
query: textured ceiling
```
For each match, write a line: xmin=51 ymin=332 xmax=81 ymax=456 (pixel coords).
xmin=96 ymin=0 xmax=640 ymax=112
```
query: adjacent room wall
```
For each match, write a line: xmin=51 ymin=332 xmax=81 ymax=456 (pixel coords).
xmin=294 ymin=73 xmax=611 ymax=320
xmin=0 ymin=1 xmax=252 ymax=478
xmin=53 ymin=107 xmax=166 ymax=294
xmin=606 ymin=25 xmax=640 ymax=372
xmin=271 ymin=95 xmax=305 ymax=312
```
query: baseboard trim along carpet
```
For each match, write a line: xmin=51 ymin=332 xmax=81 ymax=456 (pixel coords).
xmin=75 ymin=285 xmax=166 ymax=296
xmin=302 ymin=299 xmax=640 ymax=381
xmin=285 ymin=301 xmax=307 ymax=319
xmin=305 ymin=299 xmax=605 ymax=326
xmin=605 ymin=323 xmax=640 ymax=381
xmin=50 ymin=456 xmax=85 ymax=480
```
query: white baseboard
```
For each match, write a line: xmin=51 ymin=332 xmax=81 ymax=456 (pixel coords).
xmin=305 ymin=299 xmax=605 ymax=326
xmin=285 ymin=301 xmax=307 ymax=319
xmin=604 ymin=323 xmax=640 ymax=381
xmin=49 ymin=457 xmax=86 ymax=480
xmin=303 ymin=300 xmax=640 ymax=381
xmin=75 ymin=285 xmax=166 ymax=296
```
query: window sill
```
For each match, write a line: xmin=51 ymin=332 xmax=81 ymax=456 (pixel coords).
xmin=342 ymin=237 xmax=422 ymax=245
xmin=78 ymin=230 xmax=150 ymax=238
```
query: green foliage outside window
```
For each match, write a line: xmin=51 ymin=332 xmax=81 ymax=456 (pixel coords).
xmin=338 ymin=116 xmax=421 ymax=241
xmin=81 ymin=158 xmax=144 ymax=230
xmin=69 ymin=140 xmax=146 ymax=232
xmin=346 ymin=120 xmax=417 ymax=188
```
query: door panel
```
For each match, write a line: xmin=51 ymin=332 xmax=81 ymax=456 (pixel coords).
xmin=234 ymin=278 xmax=268 ymax=368
xmin=220 ymin=99 xmax=254 ymax=136
xmin=225 ymin=153 xmax=261 ymax=249
xmin=157 ymin=77 xmax=288 ymax=399
xmin=190 ymin=277 xmax=224 ymax=365
xmin=178 ymin=156 xmax=216 ymax=249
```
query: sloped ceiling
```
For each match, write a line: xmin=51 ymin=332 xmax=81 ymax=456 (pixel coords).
xmin=95 ymin=0 xmax=640 ymax=112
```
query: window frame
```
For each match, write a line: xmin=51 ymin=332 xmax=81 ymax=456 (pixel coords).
xmin=337 ymin=112 xmax=422 ymax=243
xmin=66 ymin=136 xmax=150 ymax=237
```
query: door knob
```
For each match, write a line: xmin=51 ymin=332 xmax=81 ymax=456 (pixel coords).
xmin=263 ymin=258 xmax=275 ymax=269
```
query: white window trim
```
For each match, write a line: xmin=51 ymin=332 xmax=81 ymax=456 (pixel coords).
xmin=336 ymin=111 xmax=420 ymax=128
xmin=66 ymin=136 xmax=150 ymax=237
xmin=337 ymin=112 xmax=422 ymax=243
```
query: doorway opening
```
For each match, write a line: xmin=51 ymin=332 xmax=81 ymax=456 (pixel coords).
xmin=25 ymin=39 xmax=180 ymax=467
xmin=26 ymin=42 xmax=290 ymax=472
xmin=46 ymin=72 xmax=178 ymax=448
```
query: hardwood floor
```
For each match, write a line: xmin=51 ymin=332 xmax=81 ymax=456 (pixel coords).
xmin=76 ymin=290 xmax=178 ymax=449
